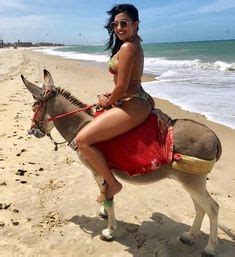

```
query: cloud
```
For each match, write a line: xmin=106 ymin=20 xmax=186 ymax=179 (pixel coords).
xmin=140 ymin=3 xmax=182 ymax=19
xmin=0 ymin=0 xmax=29 ymax=11
xmin=172 ymin=0 xmax=235 ymax=18
xmin=197 ymin=0 xmax=235 ymax=14
xmin=0 ymin=15 xmax=48 ymax=30
xmin=140 ymin=0 xmax=235 ymax=21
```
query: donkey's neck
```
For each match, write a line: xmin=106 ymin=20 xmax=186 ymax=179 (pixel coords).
xmin=47 ymin=92 xmax=94 ymax=142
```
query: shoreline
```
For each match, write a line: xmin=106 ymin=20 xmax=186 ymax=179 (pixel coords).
xmin=0 ymin=48 xmax=235 ymax=256
xmin=30 ymin=47 xmax=235 ymax=130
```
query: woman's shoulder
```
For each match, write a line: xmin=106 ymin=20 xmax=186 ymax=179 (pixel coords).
xmin=121 ymin=41 xmax=137 ymax=49
xmin=120 ymin=41 xmax=138 ymax=56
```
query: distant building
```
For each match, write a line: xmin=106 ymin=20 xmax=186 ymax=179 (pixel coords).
xmin=15 ymin=40 xmax=33 ymax=47
xmin=0 ymin=39 xmax=64 ymax=48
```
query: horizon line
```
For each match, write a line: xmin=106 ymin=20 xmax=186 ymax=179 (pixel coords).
xmin=64 ymin=38 xmax=235 ymax=47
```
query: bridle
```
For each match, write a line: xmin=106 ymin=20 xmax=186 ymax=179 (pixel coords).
xmin=29 ymin=89 xmax=95 ymax=150
xmin=30 ymin=100 xmax=47 ymax=132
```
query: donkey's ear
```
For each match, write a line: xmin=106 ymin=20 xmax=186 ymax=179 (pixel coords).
xmin=43 ymin=69 xmax=55 ymax=90
xmin=21 ymin=74 xmax=43 ymax=99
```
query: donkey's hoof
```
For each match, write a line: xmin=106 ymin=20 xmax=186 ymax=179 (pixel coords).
xmin=100 ymin=234 xmax=113 ymax=242
xmin=100 ymin=228 xmax=114 ymax=242
xmin=201 ymin=251 xmax=216 ymax=257
xmin=179 ymin=236 xmax=194 ymax=246
xmin=201 ymin=243 xmax=217 ymax=257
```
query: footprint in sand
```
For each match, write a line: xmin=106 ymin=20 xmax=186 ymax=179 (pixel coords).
xmin=135 ymin=233 xmax=147 ymax=248
xmin=35 ymin=211 xmax=68 ymax=235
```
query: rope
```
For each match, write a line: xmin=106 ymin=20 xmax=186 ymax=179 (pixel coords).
xmin=39 ymin=104 xmax=96 ymax=124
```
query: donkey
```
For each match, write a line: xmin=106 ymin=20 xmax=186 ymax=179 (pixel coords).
xmin=21 ymin=70 xmax=222 ymax=257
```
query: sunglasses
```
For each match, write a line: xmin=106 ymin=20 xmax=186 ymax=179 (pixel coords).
xmin=110 ymin=19 xmax=134 ymax=30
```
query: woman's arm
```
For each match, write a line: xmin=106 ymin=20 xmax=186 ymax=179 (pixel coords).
xmin=105 ymin=42 xmax=137 ymax=106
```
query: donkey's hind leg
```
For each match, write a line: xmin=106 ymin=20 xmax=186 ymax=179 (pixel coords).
xmin=192 ymin=191 xmax=218 ymax=257
xmin=180 ymin=197 xmax=205 ymax=245
xmin=180 ymin=175 xmax=219 ymax=257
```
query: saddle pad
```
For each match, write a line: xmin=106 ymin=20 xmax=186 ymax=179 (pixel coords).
xmin=95 ymin=112 xmax=174 ymax=176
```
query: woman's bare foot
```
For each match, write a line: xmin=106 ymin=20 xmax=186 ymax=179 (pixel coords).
xmin=106 ymin=182 xmax=122 ymax=199
xmin=97 ymin=191 xmax=107 ymax=203
xmin=96 ymin=181 xmax=122 ymax=203
xmin=96 ymin=185 xmax=107 ymax=203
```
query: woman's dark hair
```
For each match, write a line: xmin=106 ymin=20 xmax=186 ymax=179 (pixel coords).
xmin=105 ymin=4 xmax=139 ymax=57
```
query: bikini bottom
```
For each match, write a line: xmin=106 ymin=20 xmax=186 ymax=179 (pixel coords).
xmin=115 ymin=91 xmax=155 ymax=109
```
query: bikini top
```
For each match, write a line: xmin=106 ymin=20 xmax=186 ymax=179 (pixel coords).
xmin=108 ymin=54 xmax=118 ymax=75
xmin=108 ymin=52 xmax=142 ymax=81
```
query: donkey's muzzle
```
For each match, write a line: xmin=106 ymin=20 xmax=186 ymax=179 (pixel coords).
xmin=28 ymin=128 xmax=45 ymax=138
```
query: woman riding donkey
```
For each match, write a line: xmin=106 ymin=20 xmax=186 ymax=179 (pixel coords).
xmin=72 ymin=4 xmax=155 ymax=202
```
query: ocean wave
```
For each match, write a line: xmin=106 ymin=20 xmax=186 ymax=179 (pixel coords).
xmin=213 ymin=61 xmax=235 ymax=72
xmin=34 ymin=48 xmax=109 ymax=63
xmin=34 ymin=48 xmax=235 ymax=73
xmin=144 ymin=57 xmax=235 ymax=72
xmin=143 ymin=80 xmax=235 ymax=129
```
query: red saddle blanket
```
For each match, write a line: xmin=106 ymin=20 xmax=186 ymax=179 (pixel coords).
xmin=95 ymin=110 xmax=174 ymax=176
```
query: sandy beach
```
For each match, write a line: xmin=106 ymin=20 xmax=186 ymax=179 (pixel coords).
xmin=0 ymin=48 xmax=235 ymax=257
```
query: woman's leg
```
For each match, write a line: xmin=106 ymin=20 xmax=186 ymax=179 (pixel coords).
xmin=75 ymin=98 xmax=151 ymax=199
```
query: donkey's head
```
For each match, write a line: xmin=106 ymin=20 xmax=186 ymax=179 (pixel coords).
xmin=21 ymin=69 xmax=56 ymax=138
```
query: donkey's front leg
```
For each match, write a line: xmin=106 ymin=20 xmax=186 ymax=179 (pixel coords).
xmin=78 ymin=153 xmax=117 ymax=241
xmin=100 ymin=198 xmax=117 ymax=241
xmin=92 ymin=172 xmax=117 ymax=241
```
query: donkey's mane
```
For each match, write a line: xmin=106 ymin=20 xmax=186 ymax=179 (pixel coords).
xmin=56 ymin=87 xmax=94 ymax=116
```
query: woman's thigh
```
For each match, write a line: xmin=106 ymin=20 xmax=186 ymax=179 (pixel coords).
xmin=78 ymin=97 xmax=151 ymax=144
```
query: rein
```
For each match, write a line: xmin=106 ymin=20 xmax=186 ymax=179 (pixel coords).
xmin=38 ymin=104 xmax=96 ymax=124
xmin=31 ymin=100 xmax=96 ymax=151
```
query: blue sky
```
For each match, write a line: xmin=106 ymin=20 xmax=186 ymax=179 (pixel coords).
xmin=0 ymin=0 xmax=234 ymax=45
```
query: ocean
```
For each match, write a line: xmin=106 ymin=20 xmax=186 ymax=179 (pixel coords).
xmin=34 ymin=40 xmax=235 ymax=129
